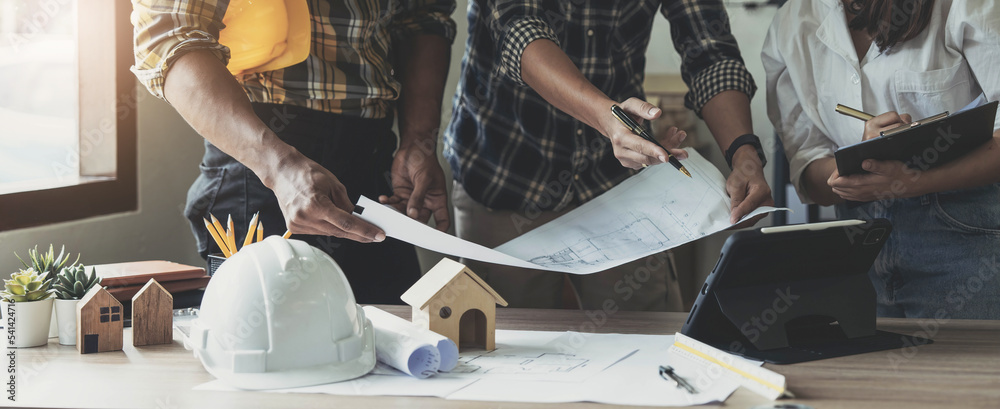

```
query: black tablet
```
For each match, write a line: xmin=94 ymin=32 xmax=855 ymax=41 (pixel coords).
xmin=681 ymin=219 xmax=930 ymax=364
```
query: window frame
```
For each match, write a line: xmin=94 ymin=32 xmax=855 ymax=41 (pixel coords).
xmin=0 ymin=0 xmax=137 ymax=231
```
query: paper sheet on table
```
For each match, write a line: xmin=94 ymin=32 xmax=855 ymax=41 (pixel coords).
xmin=355 ymin=148 xmax=786 ymax=274
xmin=446 ymin=333 xmax=758 ymax=406
xmin=363 ymin=306 xmax=458 ymax=377
xmin=194 ymin=331 xmax=754 ymax=407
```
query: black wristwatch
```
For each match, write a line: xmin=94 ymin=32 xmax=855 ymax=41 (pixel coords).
xmin=724 ymin=134 xmax=767 ymax=170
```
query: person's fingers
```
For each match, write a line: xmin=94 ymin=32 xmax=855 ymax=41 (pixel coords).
xmin=617 ymin=157 xmax=644 ymax=169
xmin=727 ymin=180 xmax=749 ymax=224
xmin=326 ymin=210 xmax=385 ymax=242
xmin=620 ymin=132 xmax=669 ymax=163
xmin=728 ymin=213 xmax=768 ymax=230
xmin=620 ymin=97 xmax=662 ymax=121
xmin=656 ymin=127 xmax=687 ymax=150
xmin=827 ymin=167 xmax=842 ymax=187
xmin=863 ymin=111 xmax=910 ymax=140
xmin=379 ymin=195 xmax=408 ymax=213
xmin=668 ymin=148 xmax=688 ymax=159
xmin=406 ymin=177 xmax=431 ymax=222
xmin=900 ymin=113 xmax=912 ymax=124
xmin=614 ymin=144 xmax=661 ymax=168
xmin=862 ymin=159 xmax=894 ymax=175
xmin=285 ymin=217 xmax=374 ymax=243
xmin=430 ymin=200 xmax=451 ymax=232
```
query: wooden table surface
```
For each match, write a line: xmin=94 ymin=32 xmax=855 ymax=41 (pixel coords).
xmin=7 ymin=306 xmax=1000 ymax=409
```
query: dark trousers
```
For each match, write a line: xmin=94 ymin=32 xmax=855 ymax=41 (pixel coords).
xmin=183 ymin=103 xmax=420 ymax=305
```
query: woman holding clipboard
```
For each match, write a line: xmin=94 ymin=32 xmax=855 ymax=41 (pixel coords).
xmin=763 ymin=0 xmax=1000 ymax=319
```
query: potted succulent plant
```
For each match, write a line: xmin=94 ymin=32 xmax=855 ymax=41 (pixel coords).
xmin=1 ymin=268 xmax=56 ymax=347
xmin=15 ymin=245 xmax=80 ymax=338
xmin=52 ymin=265 xmax=102 ymax=345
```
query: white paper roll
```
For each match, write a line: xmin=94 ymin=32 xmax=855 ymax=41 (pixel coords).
xmin=364 ymin=306 xmax=459 ymax=378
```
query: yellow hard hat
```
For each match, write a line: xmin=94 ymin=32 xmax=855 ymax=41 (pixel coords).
xmin=219 ymin=0 xmax=311 ymax=76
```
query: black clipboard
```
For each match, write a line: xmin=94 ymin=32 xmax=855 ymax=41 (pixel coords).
xmin=681 ymin=219 xmax=931 ymax=364
xmin=835 ymin=101 xmax=998 ymax=176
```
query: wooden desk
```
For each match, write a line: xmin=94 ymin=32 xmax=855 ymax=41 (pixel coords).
xmin=8 ymin=307 xmax=1000 ymax=409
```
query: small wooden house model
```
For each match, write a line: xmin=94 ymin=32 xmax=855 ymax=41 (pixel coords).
xmin=401 ymin=258 xmax=508 ymax=350
xmin=132 ymin=279 xmax=173 ymax=346
xmin=77 ymin=286 xmax=124 ymax=354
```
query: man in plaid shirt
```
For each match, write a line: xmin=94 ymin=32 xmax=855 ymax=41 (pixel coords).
xmin=131 ymin=0 xmax=455 ymax=304
xmin=445 ymin=1 xmax=774 ymax=311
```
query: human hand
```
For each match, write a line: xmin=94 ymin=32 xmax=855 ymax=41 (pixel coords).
xmin=726 ymin=147 xmax=774 ymax=226
xmin=379 ymin=141 xmax=451 ymax=232
xmin=863 ymin=111 xmax=912 ymax=141
xmin=269 ymin=152 xmax=386 ymax=243
xmin=599 ymin=97 xmax=688 ymax=169
xmin=828 ymin=159 xmax=920 ymax=202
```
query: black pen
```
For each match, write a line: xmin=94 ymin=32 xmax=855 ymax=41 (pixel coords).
xmin=610 ymin=104 xmax=691 ymax=178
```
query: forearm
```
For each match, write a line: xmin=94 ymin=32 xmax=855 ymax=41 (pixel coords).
xmin=395 ymin=34 xmax=451 ymax=148
xmin=802 ymin=157 xmax=844 ymax=206
xmin=700 ymin=90 xmax=761 ymax=167
xmin=162 ymin=50 xmax=296 ymax=188
xmin=521 ymin=39 xmax=614 ymax=132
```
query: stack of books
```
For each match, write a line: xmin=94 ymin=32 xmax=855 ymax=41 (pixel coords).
xmin=92 ymin=261 xmax=210 ymax=303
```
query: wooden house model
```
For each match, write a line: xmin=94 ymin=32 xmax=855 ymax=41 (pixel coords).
xmin=77 ymin=286 xmax=124 ymax=354
xmin=401 ymin=258 xmax=508 ymax=350
xmin=132 ymin=279 xmax=174 ymax=346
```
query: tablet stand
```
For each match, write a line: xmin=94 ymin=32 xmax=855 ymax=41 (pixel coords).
xmin=713 ymin=274 xmax=876 ymax=350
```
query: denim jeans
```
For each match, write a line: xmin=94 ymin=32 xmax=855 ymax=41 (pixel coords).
xmin=837 ymin=183 xmax=1000 ymax=319
xmin=183 ymin=103 xmax=420 ymax=305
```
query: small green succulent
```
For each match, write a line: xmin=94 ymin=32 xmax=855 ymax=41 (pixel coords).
xmin=1 ymin=268 xmax=55 ymax=302
xmin=15 ymin=244 xmax=80 ymax=283
xmin=53 ymin=265 xmax=102 ymax=300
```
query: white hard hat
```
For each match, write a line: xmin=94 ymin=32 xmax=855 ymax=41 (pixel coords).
xmin=188 ymin=237 xmax=375 ymax=390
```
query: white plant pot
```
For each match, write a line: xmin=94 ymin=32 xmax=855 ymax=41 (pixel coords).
xmin=49 ymin=307 xmax=58 ymax=338
xmin=2 ymin=298 xmax=55 ymax=348
xmin=55 ymin=299 xmax=80 ymax=345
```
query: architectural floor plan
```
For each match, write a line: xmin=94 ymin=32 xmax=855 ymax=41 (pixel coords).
xmin=495 ymin=148 xmax=782 ymax=274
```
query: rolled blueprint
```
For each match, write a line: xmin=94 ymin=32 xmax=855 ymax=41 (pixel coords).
xmin=364 ymin=306 xmax=459 ymax=378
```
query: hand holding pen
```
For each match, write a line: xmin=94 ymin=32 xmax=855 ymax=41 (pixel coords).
xmin=602 ymin=98 xmax=690 ymax=175
xmin=835 ymin=104 xmax=913 ymax=141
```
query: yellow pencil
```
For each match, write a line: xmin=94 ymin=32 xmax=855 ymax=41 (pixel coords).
xmin=282 ymin=230 xmax=292 ymax=239
xmin=204 ymin=218 xmax=232 ymax=257
xmin=209 ymin=214 xmax=231 ymax=256
xmin=226 ymin=215 xmax=236 ymax=254
xmin=257 ymin=221 xmax=263 ymax=243
xmin=243 ymin=212 xmax=260 ymax=248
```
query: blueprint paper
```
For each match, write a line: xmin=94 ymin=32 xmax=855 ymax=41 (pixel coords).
xmin=356 ymin=148 xmax=785 ymax=274
xmin=439 ymin=330 xmax=636 ymax=382
xmin=495 ymin=148 xmax=783 ymax=274
xmin=195 ymin=331 xmax=748 ymax=406
xmin=364 ymin=306 xmax=458 ymax=377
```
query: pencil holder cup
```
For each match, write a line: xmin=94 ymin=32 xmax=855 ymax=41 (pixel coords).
xmin=207 ymin=253 xmax=227 ymax=277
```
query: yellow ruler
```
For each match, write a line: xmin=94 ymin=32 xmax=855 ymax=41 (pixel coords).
xmin=670 ymin=333 xmax=793 ymax=400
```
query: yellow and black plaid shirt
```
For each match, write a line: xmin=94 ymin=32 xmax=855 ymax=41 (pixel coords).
xmin=131 ymin=0 xmax=456 ymax=118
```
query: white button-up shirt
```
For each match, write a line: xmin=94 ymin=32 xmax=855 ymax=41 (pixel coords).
xmin=763 ymin=0 xmax=1000 ymax=203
